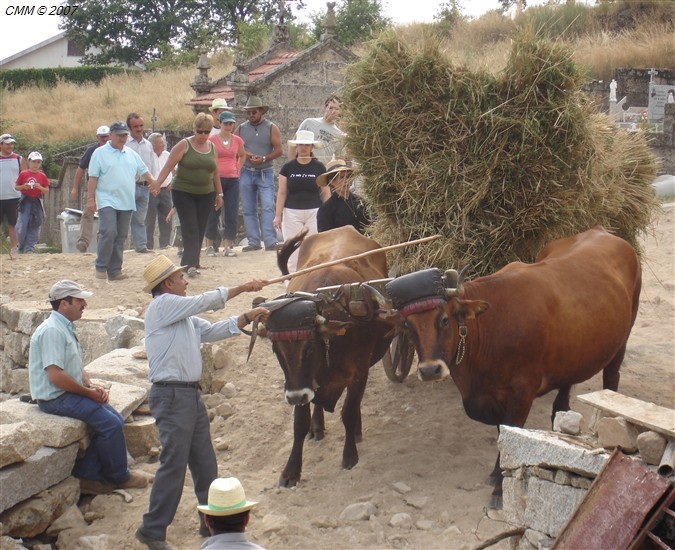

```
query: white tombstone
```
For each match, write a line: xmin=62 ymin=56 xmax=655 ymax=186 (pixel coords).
xmin=609 ymin=79 xmax=617 ymax=102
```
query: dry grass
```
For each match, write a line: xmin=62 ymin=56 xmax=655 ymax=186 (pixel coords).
xmin=1 ymin=60 xmax=233 ymax=143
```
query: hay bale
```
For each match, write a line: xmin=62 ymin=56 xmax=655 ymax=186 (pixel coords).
xmin=343 ymin=30 xmax=658 ymax=276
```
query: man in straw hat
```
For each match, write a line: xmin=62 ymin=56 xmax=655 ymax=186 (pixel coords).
xmin=136 ymin=255 xmax=268 ymax=550
xmin=234 ymin=95 xmax=283 ymax=252
xmin=29 ymin=280 xmax=149 ymax=495
xmin=199 ymin=477 xmax=265 ymax=549
xmin=317 ymin=158 xmax=371 ymax=234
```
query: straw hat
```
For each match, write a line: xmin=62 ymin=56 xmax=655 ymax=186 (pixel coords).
xmin=143 ymin=255 xmax=183 ymax=293
xmin=209 ymin=98 xmax=231 ymax=112
xmin=316 ymin=158 xmax=353 ymax=187
xmin=197 ymin=477 xmax=258 ymax=517
xmin=288 ymin=130 xmax=321 ymax=146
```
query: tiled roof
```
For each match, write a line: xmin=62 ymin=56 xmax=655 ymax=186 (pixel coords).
xmin=188 ymin=50 xmax=300 ymax=106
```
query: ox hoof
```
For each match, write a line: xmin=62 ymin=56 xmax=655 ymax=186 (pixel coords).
xmin=342 ymin=457 xmax=359 ymax=470
xmin=307 ymin=430 xmax=325 ymax=441
xmin=278 ymin=475 xmax=299 ymax=488
xmin=488 ymin=494 xmax=503 ymax=510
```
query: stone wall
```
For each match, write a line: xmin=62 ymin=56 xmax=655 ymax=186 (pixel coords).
xmin=498 ymin=410 xmax=674 ymax=549
xmin=0 ymin=299 xmax=229 ymax=544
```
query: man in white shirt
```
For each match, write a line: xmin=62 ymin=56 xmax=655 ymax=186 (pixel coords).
xmin=126 ymin=113 xmax=158 ymax=253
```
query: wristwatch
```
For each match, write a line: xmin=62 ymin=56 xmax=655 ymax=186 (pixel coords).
xmin=217 ymin=193 xmax=223 ymax=197
xmin=262 ymin=156 xmax=266 ymax=162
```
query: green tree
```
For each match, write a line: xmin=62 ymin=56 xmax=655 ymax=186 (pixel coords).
xmin=311 ymin=0 xmax=391 ymax=46
xmin=60 ymin=0 xmax=281 ymax=66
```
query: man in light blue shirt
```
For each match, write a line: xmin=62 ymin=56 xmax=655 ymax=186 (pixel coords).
xmin=86 ymin=121 xmax=157 ymax=281
xmin=29 ymin=280 xmax=148 ymax=495
xmin=136 ymin=255 xmax=268 ymax=549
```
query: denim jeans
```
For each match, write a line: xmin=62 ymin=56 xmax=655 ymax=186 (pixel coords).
xmin=145 ymin=187 xmax=172 ymax=249
xmin=171 ymin=189 xmax=214 ymax=269
xmin=16 ymin=199 xmax=41 ymax=252
xmin=96 ymin=207 xmax=132 ymax=277
xmin=38 ymin=392 xmax=129 ymax=483
xmin=130 ymin=184 xmax=149 ymax=250
xmin=220 ymin=177 xmax=240 ymax=242
xmin=239 ymin=167 xmax=276 ymax=248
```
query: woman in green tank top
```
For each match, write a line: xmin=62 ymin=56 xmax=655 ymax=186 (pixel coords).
xmin=151 ymin=113 xmax=223 ymax=276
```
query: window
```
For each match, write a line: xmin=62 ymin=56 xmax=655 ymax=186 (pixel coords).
xmin=67 ymin=40 xmax=84 ymax=57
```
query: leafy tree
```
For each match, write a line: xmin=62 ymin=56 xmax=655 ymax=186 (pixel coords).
xmin=497 ymin=0 xmax=527 ymax=14
xmin=60 ymin=0 xmax=281 ymax=66
xmin=435 ymin=0 xmax=463 ymax=34
xmin=310 ymin=0 xmax=391 ymax=46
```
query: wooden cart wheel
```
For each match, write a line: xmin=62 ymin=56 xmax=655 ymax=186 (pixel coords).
xmin=382 ymin=333 xmax=415 ymax=382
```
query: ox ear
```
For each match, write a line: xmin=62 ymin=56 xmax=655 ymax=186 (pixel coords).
xmin=318 ymin=320 xmax=353 ymax=336
xmin=456 ymin=299 xmax=490 ymax=320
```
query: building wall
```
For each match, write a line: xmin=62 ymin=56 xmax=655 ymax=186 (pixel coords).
xmin=1 ymin=38 xmax=84 ymax=69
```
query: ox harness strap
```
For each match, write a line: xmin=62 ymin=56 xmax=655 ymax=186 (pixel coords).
xmin=399 ymin=296 xmax=444 ymax=317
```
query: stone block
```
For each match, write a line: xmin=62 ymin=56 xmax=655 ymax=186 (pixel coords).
xmin=0 ymin=400 xmax=85 ymax=448
xmin=636 ymin=431 xmax=667 ymax=465
xmin=77 ymin=322 xmax=114 ymax=366
xmin=101 ymin=380 xmax=148 ymax=419
xmin=123 ymin=417 xmax=160 ymax=458
xmin=213 ymin=345 xmax=234 ymax=370
xmin=597 ymin=417 xmax=638 ymax=452
xmin=9 ymin=367 xmax=28 ymax=395
xmin=46 ymin=504 xmax=87 ymax=536
xmin=0 ymin=476 xmax=80 ymax=538
xmin=502 ymin=476 xmax=527 ymax=527
xmin=498 ymin=426 xmax=610 ymax=477
xmin=3 ymin=332 xmax=30 ymax=367
xmin=84 ymin=348 xmax=150 ymax=388
xmin=0 ymin=444 xmax=78 ymax=514
xmin=0 ymin=536 xmax=24 ymax=549
xmin=0 ymin=301 xmax=50 ymax=334
xmin=0 ymin=422 xmax=42 ymax=468
xmin=553 ymin=411 xmax=584 ymax=435
xmin=524 ymin=477 xmax=586 ymax=538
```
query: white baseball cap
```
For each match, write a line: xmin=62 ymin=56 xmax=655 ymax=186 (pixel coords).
xmin=27 ymin=151 xmax=43 ymax=161
xmin=96 ymin=125 xmax=111 ymax=136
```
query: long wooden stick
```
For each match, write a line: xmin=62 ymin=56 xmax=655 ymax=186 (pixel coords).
xmin=266 ymin=235 xmax=440 ymax=285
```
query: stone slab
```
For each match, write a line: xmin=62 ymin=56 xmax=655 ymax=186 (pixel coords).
xmin=498 ymin=426 xmax=610 ymax=477
xmin=524 ymin=477 xmax=587 ymax=538
xmin=0 ymin=422 xmax=42 ymax=468
xmin=577 ymin=390 xmax=675 ymax=437
xmin=0 ymin=400 xmax=85 ymax=448
xmin=0 ymin=301 xmax=51 ymax=334
xmin=0 ymin=444 xmax=78 ymax=514
xmin=84 ymin=348 xmax=150 ymax=388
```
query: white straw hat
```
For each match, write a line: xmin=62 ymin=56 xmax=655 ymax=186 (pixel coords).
xmin=197 ymin=478 xmax=258 ymax=517
xmin=288 ymin=130 xmax=321 ymax=146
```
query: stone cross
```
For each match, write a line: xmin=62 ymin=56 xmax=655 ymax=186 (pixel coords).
xmin=648 ymin=68 xmax=658 ymax=83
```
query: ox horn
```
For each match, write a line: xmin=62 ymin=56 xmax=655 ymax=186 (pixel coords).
xmin=444 ymin=265 xmax=469 ymax=298
xmin=246 ymin=318 xmax=269 ymax=363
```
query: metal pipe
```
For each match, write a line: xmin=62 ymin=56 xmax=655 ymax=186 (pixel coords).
xmin=657 ymin=438 xmax=675 ymax=477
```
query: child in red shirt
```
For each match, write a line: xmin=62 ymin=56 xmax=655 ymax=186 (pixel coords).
xmin=15 ymin=151 xmax=50 ymax=253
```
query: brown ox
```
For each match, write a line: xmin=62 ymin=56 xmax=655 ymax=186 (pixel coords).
xmin=384 ymin=226 xmax=641 ymax=508
xmin=263 ymin=226 xmax=392 ymax=487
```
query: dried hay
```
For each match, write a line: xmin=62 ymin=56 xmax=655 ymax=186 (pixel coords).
xmin=343 ymin=30 xmax=659 ymax=277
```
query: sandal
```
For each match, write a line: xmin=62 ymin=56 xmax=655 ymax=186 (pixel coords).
xmin=222 ymin=247 xmax=237 ymax=257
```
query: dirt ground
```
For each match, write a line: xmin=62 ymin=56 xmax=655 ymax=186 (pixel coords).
xmin=2 ymin=203 xmax=673 ymax=550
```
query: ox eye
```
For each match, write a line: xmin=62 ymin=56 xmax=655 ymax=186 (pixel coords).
xmin=439 ymin=314 xmax=450 ymax=328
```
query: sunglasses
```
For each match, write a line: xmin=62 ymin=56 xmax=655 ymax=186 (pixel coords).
xmin=195 ymin=130 xmax=211 ymax=135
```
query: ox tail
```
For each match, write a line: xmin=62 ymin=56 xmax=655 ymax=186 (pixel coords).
xmin=277 ymin=228 xmax=309 ymax=275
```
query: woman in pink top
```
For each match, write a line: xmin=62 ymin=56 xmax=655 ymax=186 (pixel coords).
xmin=206 ymin=111 xmax=246 ymax=257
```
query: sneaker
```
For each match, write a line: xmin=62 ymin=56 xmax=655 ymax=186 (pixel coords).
xmin=76 ymin=242 xmax=88 ymax=253
xmin=136 ymin=248 xmax=150 ymax=253
xmin=115 ymin=471 xmax=149 ymax=490
xmin=265 ymin=243 xmax=281 ymax=252
xmin=108 ymin=273 xmax=129 ymax=281
xmin=186 ymin=267 xmax=200 ymax=277
xmin=222 ymin=247 xmax=237 ymax=257
xmin=206 ymin=246 xmax=216 ymax=257
xmin=242 ymin=244 xmax=262 ymax=252
xmin=78 ymin=477 xmax=115 ymax=495
xmin=94 ymin=270 xmax=107 ymax=279
xmin=135 ymin=528 xmax=176 ymax=550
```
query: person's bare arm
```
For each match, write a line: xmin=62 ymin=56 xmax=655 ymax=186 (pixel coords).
xmin=86 ymin=176 xmax=98 ymax=215
xmin=71 ymin=167 xmax=85 ymax=200
xmin=267 ymin=124 xmax=283 ymax=161
xmin=274 ymin=175 xmax=288 ymax=230
xmin=149 ymin=140 xmax=186 ymax=195
xmin=226 ymin=279 xmax=267 ymax=300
